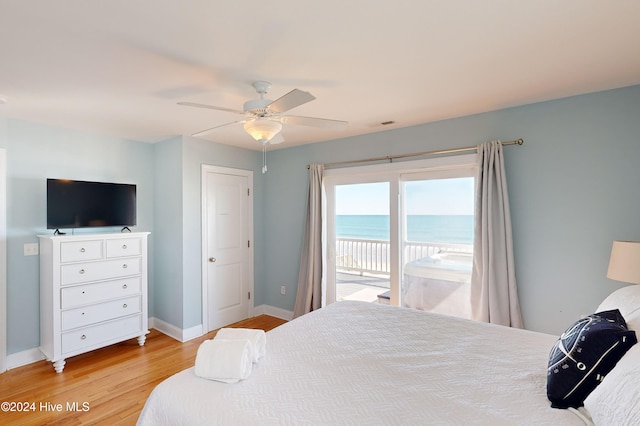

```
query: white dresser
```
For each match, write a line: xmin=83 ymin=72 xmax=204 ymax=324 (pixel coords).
xmin=38 ymin=232 xmax=150 ymax=373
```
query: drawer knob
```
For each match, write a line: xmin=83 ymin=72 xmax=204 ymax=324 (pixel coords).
xmin=123 ymin=303 xmax=128 ymax=309
xmin=122 ymin=284 xmax=128 ymax=289
xmin=122 ymin=264 xmax=128 ymax=269
xmin=79 ymin=269 xmax=85 ymax=274
xmin=81 ymin=335 xmax=87 ymax=340
xmin=80 ymin=247 xmax=86 ymax=253
xmin=122 ymin=244 xmax=127 ymax=249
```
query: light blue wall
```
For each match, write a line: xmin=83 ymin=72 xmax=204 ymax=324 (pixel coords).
xmin=4 ymin=118 xmax=154 ymax=353
xmin=1 ymin=121 xmax=261 ymax=354
xmin=505 ymin=87 xmax=640 ymax=333
xmin=263 ymin=85 xmax=640 ymax=334
xmin=152 ymin=137 xmax=183 ymax=326
xmin=1 ymin=85 xmax=638 ymax=356
xmin=124 ymin=134 xmax=263 ymax=331
xmin=180 ymin=136 xmax=262 ymax=328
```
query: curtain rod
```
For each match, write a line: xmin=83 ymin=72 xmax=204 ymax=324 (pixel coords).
xmin=307 ymin=138 xmax=524 ymax=169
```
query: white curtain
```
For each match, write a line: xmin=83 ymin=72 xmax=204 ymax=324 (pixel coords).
xmin=293 ymin=163 xmax=325 ymax=318
xmin=470 ymin=141 xmax=523 ymax=328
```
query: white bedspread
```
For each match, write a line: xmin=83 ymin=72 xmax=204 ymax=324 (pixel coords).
xmin=137 ymin=301 xmax=588 ymax=425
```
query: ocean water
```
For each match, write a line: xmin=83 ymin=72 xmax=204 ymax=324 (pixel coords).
xmin=336 ymin=215 xmax=473 ymax=244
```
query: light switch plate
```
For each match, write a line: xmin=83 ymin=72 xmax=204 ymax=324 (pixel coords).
xmin=24 ymin=243 xmax=39 ymax=256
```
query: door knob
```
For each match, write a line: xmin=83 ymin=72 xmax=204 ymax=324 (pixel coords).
xmin=209 ymin=257 xmax=217 ymax=263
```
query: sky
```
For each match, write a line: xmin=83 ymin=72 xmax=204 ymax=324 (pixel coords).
xmin=335 ymin=178 xmax=474 ymax=215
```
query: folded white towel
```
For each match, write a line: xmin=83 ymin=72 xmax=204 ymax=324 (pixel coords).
xmin=194 ymin=339 xmax=253 ymax=383
xmin=215 ymin=328 xmax=266 ymax=363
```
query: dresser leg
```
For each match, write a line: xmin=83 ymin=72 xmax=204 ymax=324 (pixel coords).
xmin=53 ymin=359 xmax=66 ymax=373
xmin=137 ymin=335 xmax=146 ymax=346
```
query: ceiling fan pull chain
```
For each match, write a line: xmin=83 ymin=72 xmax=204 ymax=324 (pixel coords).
xmin=262 ymin=142 xmax=268 ymax=174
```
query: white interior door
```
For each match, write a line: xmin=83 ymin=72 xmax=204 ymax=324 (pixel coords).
xmin=202 ymin=166 xmax=253 ymax=332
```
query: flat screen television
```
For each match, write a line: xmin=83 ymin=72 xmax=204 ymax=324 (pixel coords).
xmin=47 ymin=179 xmax=137 ymax=230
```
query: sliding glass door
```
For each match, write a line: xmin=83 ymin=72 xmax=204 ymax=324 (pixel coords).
xmin=334 ymin=182 xmax=390 ymax=303
xmin=400 ymin=174 xmax=475 ymax=319
xmin=325 ymin=179 xmax=391 ymax=303
xmin=325 ymin=155 xmax=476 ymax=319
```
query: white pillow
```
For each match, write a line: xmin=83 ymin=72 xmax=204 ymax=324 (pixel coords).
xmin=584 ymin=344 xmax=640 ymax=426
xmin=597 ymin=285 xmax=640 ymax=327
xmin=627 ymin=310 xmax=640 ymax=335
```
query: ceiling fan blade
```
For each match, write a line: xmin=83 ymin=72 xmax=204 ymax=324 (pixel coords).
xmin=192 ymin=120 xmax=246 ymax=137
xmin=280 ymin=115 xmax=348 ymax=130
xmin=267 ymin=89 xmax=316 ymax=113
xmin=177 ymin=101 xmax=245 ymax=115
xmin=269 ymin=133 xmax=285 ymax=145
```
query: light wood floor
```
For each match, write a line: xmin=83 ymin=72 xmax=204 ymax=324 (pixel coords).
xmin=0 ymin=315 xmax=287 ymax=425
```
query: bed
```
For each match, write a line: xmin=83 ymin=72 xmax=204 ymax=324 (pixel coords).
xmin=138 ymin=288 xmax=640 ymax=425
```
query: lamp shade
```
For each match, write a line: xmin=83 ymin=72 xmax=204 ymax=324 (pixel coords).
xmin=607 ymin=241 xmax=640 ymax=285
xmin=243 ymin=119 xmax=282 ymax=142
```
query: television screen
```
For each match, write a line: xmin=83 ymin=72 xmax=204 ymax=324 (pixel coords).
xmin=47 ymin=179 xmax=137 ymax=230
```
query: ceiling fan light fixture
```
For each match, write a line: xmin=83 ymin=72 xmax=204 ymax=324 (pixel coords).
xmin=244 ymin=118 xmax=282 ymax=143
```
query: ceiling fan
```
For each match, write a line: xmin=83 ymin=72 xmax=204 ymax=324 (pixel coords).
xmin=178 ymin=81 xmax=348 ymax=146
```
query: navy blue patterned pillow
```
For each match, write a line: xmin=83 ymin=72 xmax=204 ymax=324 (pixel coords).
xmin=547 ymin=309 xmax=637 ymax=409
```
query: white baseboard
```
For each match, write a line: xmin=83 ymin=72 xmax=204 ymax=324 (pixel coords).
xmin=149 ymin=317 xmax=203 ymax=343
xmin=253 ymin=304 xmax=294 ymax=321
xmin=182 ymin=324 xmax=204 ymax=341
xmin=149 ymin=305 xmax=292 ymax=342
xmin=6 ymin=347 xmax=45 ymax=370
xmin=6 ymin=307 xmax=291 ymax=371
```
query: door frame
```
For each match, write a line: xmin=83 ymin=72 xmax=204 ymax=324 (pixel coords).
xmin=201 ymin=164 xmax=254 ymax=333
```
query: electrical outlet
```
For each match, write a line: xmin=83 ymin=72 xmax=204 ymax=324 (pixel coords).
xmin=280 ymin=285 xmax=286 ymax=295
xmin=24 ymin=243 xmax=39 ymax=256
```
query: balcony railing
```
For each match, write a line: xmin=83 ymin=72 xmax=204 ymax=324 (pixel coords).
xmin=336 ymin=238 xmax=473 ymax=276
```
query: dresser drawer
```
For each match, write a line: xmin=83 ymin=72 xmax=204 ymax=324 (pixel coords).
xmin=61 ymin=257 xmax=141 ymax=286
xmin=106 ymin=238 xmax=142 ymax=258
xmin=62 ymin=295 xmax=141 ymax=330
xmin=61 ymin=315 xmax=142 ymax=355
xmin=61 ymin=277 xmax=141 ymax=309
xmin=60 ymin=240 xmax=103 ymax=263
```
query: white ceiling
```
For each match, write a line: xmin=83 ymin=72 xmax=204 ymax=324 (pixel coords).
xmin=1 ymin=1 xmax=639 ymax=151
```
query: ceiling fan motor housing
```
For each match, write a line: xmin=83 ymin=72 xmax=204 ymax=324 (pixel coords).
xmin=243 ymin=98 xmax=273 ymax=116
